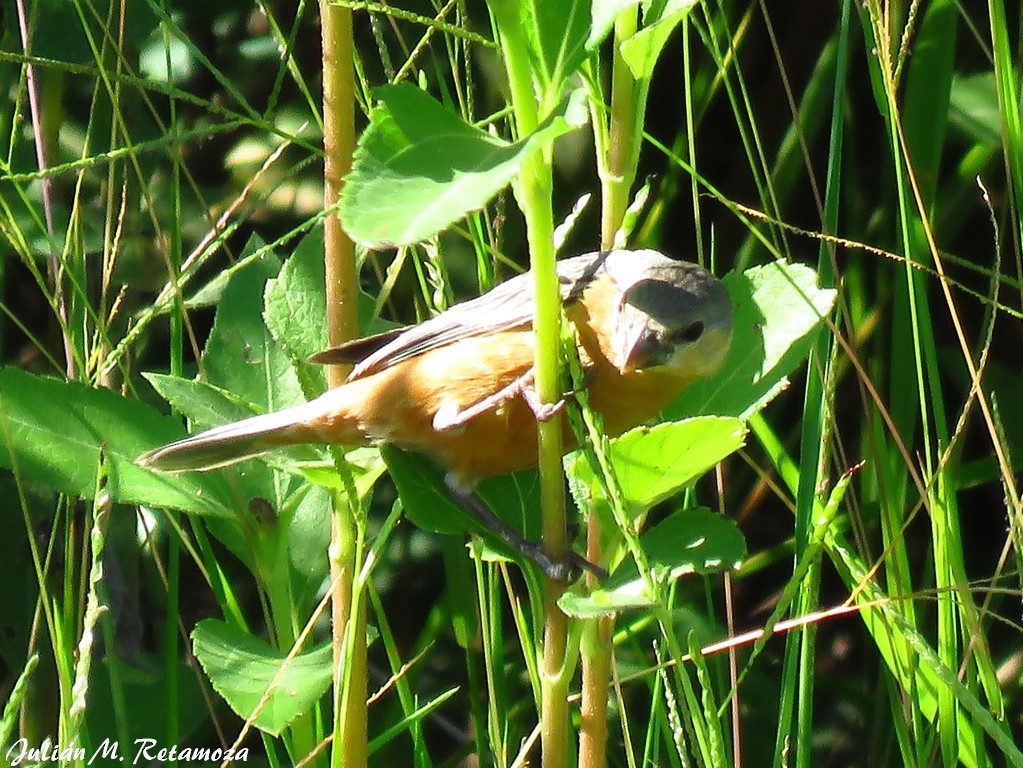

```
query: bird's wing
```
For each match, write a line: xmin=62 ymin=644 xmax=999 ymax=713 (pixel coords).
xmin=307 ymin=329 xmax=405 ymax=366
xmin=312 ymin=251 xmax=612 ymax=380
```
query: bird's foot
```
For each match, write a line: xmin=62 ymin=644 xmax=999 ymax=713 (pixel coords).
xmin=521 ymin=387 xmax=566 ymax=422
xmin=446 ymin=476 xmax=606 ymax=583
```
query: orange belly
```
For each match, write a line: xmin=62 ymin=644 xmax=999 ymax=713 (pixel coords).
xmin=303 ymin=318 xmax=690 ymax=485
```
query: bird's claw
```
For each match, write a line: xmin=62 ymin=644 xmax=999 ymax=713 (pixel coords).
xmin=522 ymin=387 xmax=566 ymax=423
xmin=527 ymin=545 xmax=607 ymax=584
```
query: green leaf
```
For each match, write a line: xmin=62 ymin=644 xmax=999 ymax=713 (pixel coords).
xmin=381 ymin=446 xmax=469 ymax=535
xmin=144 ymin=373 xmax=265 ymax=431
xmin=288 ymin=484 xmax=331 ymax=583
xmin=583 ymin=417 xmax=746 ymax=512
xmin=619 ymin=0 xmax=698 ymax=81
xmin=191 ymin=619 xmax=333 ymax=736
xmin=668 ymin=261 xmax=836 ymax=421
xmin=202 ymin=249 xmax=304 ymax=414
xmin=341 ymin=84 xmax=588 ymax=247
xmin=523 ymin=0 xmax=639 ymax=85
xmin=902 ymin=0 xmax=957 ymax=200
xmin=949 ymin=73 xmax=1002 ymax=147
xmin=590 ymin=0 xmax=640 ymax=48
xmin=559 ymin=508 xmax=746 ymax=616
xmin=0 ymin=368 xmax=233 ymax=517
xmin=381 ymin=445 xmax=545 ymax=542
xmin=185 ymin=233 xmax=268 ymax=309
xmin=521 ymin=0 xmax=591 ymax=89
xmin=264 ymin=228 xmax=400 ymax=358
xmin=264 ymin=228 xmax=329 ymax=370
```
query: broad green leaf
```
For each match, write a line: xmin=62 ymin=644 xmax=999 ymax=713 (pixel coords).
xmin=202 ymin=249 xmax=303 ymax=414
xmin=949 ymin=73 xmax=1001 ymax=147
xmin=619 ymin=1 xmax=698 ymax=81
xmin=478 ymin=471 xmax=544 ymax=542
xmin=520 ymin=0 xmax=591 ymax=89
xmin=0 ymin=368 xmax=233 ymax=517
xmin=185 ymin=233 xmax=268 ymax=309
xmin=590 ymin=0 xmax=640 ymax=48
xmin=669 ymin=261 xmax=836 ymax=420
xmin=263 ymin=229 xmax=398 ymax=389
xmin=264 ymin=227 xmax=329 ymax=368
xmin=144 ymin=373 xmax=266 ymax=431
xmin=594 ymin=417 xmax=745 ymax=511
xmin=902 ymin=0 xmax=957 ymax=200
xmin=341 ymin=84 xmax=588 ymax=247
xmin=521 ymin=0 xmax=639 ymax=86
xmin=381 ymin=446 xmax=470 ymax=535
xmin=191 ymin=619 xmax=332 ymax=736
xmin=381 ymin=445 xmax=547 ymax=544
xmin=559 ymin=507 xmax=745 ymax=616
xmin=566 ymin=417 xmax=745 ymax=524
xmin=506 ymin=0 xmax=635 ymax=88
xmin=288 ymin=484 xmax=330 ymax=585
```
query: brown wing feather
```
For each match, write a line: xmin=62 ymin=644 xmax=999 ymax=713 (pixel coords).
xmin=311 ymin=251 xmax=614 ymax=381
xmin=308 ymin=328 xmax=404 ymax=365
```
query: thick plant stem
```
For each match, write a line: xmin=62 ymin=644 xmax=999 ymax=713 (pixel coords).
xmin=525 ymin=146 xmax=571 ymax=767
xmin=330 ymin=497 xmax=367 ymax=768
xmin=489 ymin=1 xmax=570 ymax=763
xmin=319 ymin=0 xmax=363 ymax=765
xmin=321 ymin=1 xmax=358 ymax=368
xmin=599 ymin=8 xmax=641 ymax=249
xmin=578 ymin=614 xmax=612 ymax=767
xmin=582 ymin=9 xmax=640 ymax=768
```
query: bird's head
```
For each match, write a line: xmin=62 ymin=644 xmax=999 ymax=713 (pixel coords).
xmin=609 ymin=253 xmax=733 ymax=380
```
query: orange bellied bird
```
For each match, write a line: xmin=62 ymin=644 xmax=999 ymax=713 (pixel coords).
xmin=138 ymin=249 xmax=733 ymax=578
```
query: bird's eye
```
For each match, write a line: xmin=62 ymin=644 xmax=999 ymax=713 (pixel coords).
xmin=675 ymin=320 xmax=705 ymax=344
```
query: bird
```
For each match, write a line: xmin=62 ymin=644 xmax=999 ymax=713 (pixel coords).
xmin=138 ymin=249 xmax=733 ymax=579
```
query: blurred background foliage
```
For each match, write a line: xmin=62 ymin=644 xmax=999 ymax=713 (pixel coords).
xmin=1 ymin=0 xmax=1021 ymax=765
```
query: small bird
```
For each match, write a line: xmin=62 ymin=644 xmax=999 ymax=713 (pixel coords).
xmin=138 ymin=249 xmax=733 ymax=578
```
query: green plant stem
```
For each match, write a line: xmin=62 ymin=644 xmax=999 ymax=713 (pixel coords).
xmin=600 ymin=6 xmax=640 ymax=248
xmin=319 ymin=0 xmax=362 ymax=765
xmin=582 ymin=10 xmax=642 ymax=767
xmin=489 ymin=1 xmax=570 ymax=764
xmin=331 ymin=494 xmax=367 ymax=768
xmin=265 ymin=558 xmax=318 ymax=764
xmin=320 ymin=2 xmax=359 ymax=364
xmin=165 ymin=45 xmax=184 ymax=757
xmin=788 ymin=5 xmax=848 ymax=764
xmin=578 ymin=617 xmax=611 ymax=767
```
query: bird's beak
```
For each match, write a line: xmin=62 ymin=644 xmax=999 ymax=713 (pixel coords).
xmin=616 ymin=326 xmax=660 ymax=373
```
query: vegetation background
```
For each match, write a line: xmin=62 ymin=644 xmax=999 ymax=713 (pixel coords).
xmin=0 ymin=0 xmax=1020 ymax=766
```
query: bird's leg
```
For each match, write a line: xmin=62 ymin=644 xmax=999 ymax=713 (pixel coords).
xmin=444 ymin=476 xmax=607 ymax=583
xmin=519 ymin=386 xmax=566 ymax=422
xmin=432 ymin=371 xmax=535 ymax=430
xmin=520 ymin=363 xmax=599 ymax=422
xmin=433 ymin=369 xmax=565 ymax=430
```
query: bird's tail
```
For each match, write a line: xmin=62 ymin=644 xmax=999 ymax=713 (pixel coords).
xmin=137 ymin=395 xmax=355 ymax=472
